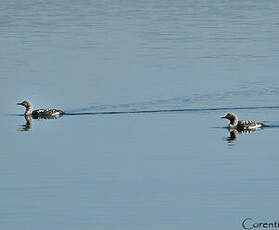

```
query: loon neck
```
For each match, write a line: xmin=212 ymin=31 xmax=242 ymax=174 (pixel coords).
xmin=24 ymin=106 xmax=33 ymax=115
xmin=230 ymin=116 xmax=238 ymax=126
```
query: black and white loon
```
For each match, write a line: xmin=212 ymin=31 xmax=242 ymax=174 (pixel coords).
xmin=221 ymin=113 xmax=264 ymax=131
xmin=17 ymin=100 xmax=64 ymax=119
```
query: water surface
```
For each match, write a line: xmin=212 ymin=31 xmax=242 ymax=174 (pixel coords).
xmin=1 ymin=1 xmax=279 ymax=229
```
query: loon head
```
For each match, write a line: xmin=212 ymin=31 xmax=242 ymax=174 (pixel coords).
xmin=221 ymin=113 xmax=238 ymax=125
xmin=17 ymin=100 xmax=33 ymax=115
xmin=17 ymin=100 xmax=33 ymax=108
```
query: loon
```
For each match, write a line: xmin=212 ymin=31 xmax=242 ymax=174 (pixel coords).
xmin=221 ymin=113 xmax=264 ymax=131
xmin=17 ymin=100 xmax=64 ymax=119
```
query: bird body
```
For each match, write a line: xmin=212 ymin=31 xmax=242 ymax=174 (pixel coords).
xmin=221 ymin=113 xmax=263 ymax=131
xmin=17 ymin=100 xmax=63 ymax=119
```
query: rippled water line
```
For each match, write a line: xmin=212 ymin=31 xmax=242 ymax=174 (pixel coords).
xmin=66 ymin=85 xmax=279 ymax=113
xmin=64 ymin=105 xmax=279 ymax=116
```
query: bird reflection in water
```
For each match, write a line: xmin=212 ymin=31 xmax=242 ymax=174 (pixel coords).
xmin=18 ymin=114 xmax=63 ymax=131
xmin=19 ymin=115 xmax=33 ymax=131
xmin=225 ymin=128 xmax=260 ymax=143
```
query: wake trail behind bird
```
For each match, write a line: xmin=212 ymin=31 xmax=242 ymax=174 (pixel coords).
xmin=64 ymin=105 xmax=279 ymax=116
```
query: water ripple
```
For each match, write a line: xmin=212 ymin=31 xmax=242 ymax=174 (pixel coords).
xmin=64 ymin=105 xmax=279 ymax=117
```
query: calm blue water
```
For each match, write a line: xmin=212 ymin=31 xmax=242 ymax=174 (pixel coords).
xmin=1 ymin=1 xmax=279 ymax=229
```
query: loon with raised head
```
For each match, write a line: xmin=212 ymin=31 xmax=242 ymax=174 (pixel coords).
xmin=221 ymin=113 xmax=264 ymax=131
xmin=17 ymin=100 xmax=64 ymax=119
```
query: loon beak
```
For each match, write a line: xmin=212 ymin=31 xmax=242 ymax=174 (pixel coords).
xmin=221 ymin=116 xmax=226 ymax=119
xmin=17 ymin=102 xmax=23 ymax=106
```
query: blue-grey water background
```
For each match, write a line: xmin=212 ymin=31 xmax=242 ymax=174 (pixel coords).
xmin=1 ymin=1 xmax=279 ymax=229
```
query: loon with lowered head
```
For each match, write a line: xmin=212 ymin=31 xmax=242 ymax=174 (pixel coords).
xmin=221 ymin=113 xmax=264 ymax=131
xmin=17 ymin=100 xmax=64 ymax=119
